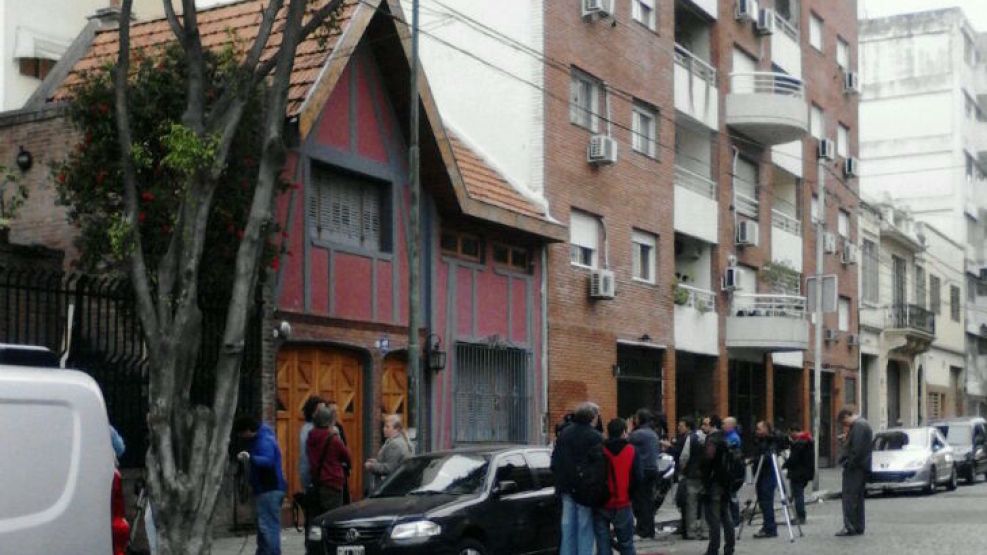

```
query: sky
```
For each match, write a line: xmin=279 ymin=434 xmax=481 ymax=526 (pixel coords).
xmin=860 ymin=0 xmax=987 ymax=31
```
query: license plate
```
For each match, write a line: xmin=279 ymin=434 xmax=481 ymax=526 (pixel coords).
xmin=337 ymin=547 xmax=365 ymax=555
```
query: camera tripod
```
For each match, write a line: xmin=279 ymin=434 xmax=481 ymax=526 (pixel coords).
xmin=737 ymin=450 xmax=803 ymax=543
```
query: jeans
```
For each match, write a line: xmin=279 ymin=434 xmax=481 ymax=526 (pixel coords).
xmin=593 ymin=506 xmax=636 ymax=555
xmin=632 ymin=470 xmax=658 ymax=538
xmin=756 ymin=475 xmax=777 ymax=534
xmin=561 ymin=494 xmax=597 ymax=555
xmin=704 ymin=483 xmax=735 ymax=555
xmin=685 ymin=478 xmax=708 ymax=538
xmin=841 ymin=468 xmax=867 ymax=534
xmin=255 ymin=490 xmax=285 ymax=555
xmin=790 ymin=479 xmax=807 ymax=521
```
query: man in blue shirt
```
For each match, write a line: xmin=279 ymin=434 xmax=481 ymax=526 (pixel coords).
xmin=722 ymin=417 xmax=742 ymax=526
xmin=235 ymin=416 xmax=287 ymax=555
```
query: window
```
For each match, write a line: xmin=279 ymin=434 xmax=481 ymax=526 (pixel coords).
xmin=18 ymin=57 xmax=56 ymax=80
xmin=862 ymin=239 xmax=878 ymax=303
xmin=632 ymin=0 xmax=656 ymax=31
xmin=915 ymin=265 xmax=926 ymax=309
xmin=837 ymin=37 xmax=850 ymax=69
xmin=632 ymin=101 xmax=659 ymax=158
xmin=810 ymin=104 xmax=825 ymax=140
xmin=838 ymin=297 xmax=850 ymax=331
xmin=837 ymin=124 xmax=850 ymax=158
xmin=525 ymin=451 xmax=554 ymax=489
xmin=570 ymin=69 xmax=602 ymax=131
xmin=838 ymin=209 xmax=850 ymax=237
xmin=570 ymin=210 xmax=600 ymax=268
xmin=492 ymin=244 xmax=531 ymax=272
xmin=441 ymin=231 xmax=483 ymax=261
xmin=951 ymin=285 xmax=961 ymax=322
xmin=930 ymin=275 xmax=942 ymax=315
xmin=308 ymin=165 xmax=390 ymax=252
xmin=809 ymin=13 xmax=824 ymax=51
xmin=632 ymin=230 xmax=657 ymax=284
xmin=494 ymin=454 xmax=535 ymax=492
xmin=811 ymin=195 xmax=820 ymax=224
xmin=455 ymin=342 xmax=529 ymax=443
xmin=845 ymin=377 xmax=857 ymax=406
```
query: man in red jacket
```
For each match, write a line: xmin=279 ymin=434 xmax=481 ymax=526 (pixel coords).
xmin=594 ymin=418 xmax=643 ymax=555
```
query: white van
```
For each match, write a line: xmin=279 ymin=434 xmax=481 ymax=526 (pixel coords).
xmin=0 ymin=365 xmax=127 ymax=554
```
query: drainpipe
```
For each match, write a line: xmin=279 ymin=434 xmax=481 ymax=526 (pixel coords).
xmin=541 ymin=245 xmax=549 ymax=445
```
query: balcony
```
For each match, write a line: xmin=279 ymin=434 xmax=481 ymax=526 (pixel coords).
xmin=674 ymin=285 xmax=719 ymax=355
xmin=884 ymin=304 xmax=935 ymax=355
xmin=770 ymin=12 xmax=802 ymax=79
xmin=674 ymin=44 xmax=718 ymax=130
xmin=674 ymin=165 xmax=718 ymax=243
xmin=726 ymin=293 xmax=810 ymax=352
xmin=679 ymin=0 xmax=717 ymax=19
xmin=771 ymin=208 xmax=803 ymax=272
xmin=726 ymin=72 xmax=809 ymax=146
xmin=734 ymin=187 xmax=759 ymax=219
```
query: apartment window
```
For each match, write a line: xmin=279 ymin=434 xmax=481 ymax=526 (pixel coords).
xmin=308 ymin=165 xmax=391 ymax=252
xmin=838 ymin=209 xmax=850 ymax=237
xmin=811 ymin=195 xmax=820 ymax=224
xmin=862 ymin=239 xmax=878 ymax=303
xmin=492 ymin=243 xmax=531 ymax=272
xmin=915 ymin=265 xmax=926 ymax=309
xmin=838 ymin=297 xmax=851 ymax=331
xmin=837 ymin=37 xmax=850 ymax=69
xmin=441 ymin=231 xmax=483 ymax=262
xmin=837 ymin=124 xmax=850 ymax=158
xmin=18 ymin=57 xmax=56 ymax=80
xmin=845 ymin=376 xmax=857 ymax=406
xmin=632 ymin=230 xmax=657 ymax=284
xmin=967 ymin=153 xmax=976 ymax=183
xmin=632 ymin=0 xmax=656 ymax=31
xmin=631 ymin=101 xmax=659 ymax=159
xmin=951 ymin=285 xmax=961 ymax=322
xmin=809 ymin=13 xmax=824 ymax=51
xmin=570 ymin=210 xmax=600 ymax=268
xmin=930 ymin=275 xmax=942 ymax=315
xmin=810 ymin=104 xmax=825 ymax=140
xmin=570 ymin=69 xmax=602 ymax=131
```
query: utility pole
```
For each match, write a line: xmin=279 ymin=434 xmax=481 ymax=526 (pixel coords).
xmin=812 ymin=161 xmax=825 ymax=492
xmin=407 ymin=0 xmax=424 ymax=452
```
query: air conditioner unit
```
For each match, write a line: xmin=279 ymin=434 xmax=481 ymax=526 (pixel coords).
xmin=587 ymin=135 xmax=618 ymax=165
xmin=847 ymin=333 xmax=860 ymax=346
xmin=736 ymin=220 xmax=760 ymax=247
xmin=735 ymin=0 xmax=758 ymax=21
xmin=589 ymin=269 xmax=616 ymax=299
xmin=818 ymin=138 xmax=836 ymax=161
xmin=844 ymin=71 xmax=861 ymax=95
xmin=824 ymin=328 xmax=839 ymax=342
xmin=823 ymin=232 xmax=838 ymax=254
xmin=842 ymin=242 xmax=859 ymax=265
xmin=723 ymin=266 xmax=742 ymax=291
xmin=756 ymin=8 xmax=776 ymax=35
xmin=582 ymin=0 xmax=615 ymax=18
xmin=844 ymin=157 xmax=860 ymax=178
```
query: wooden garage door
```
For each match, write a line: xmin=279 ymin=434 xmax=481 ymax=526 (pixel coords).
xmin=276 ymin=346 xmax=364 ymax=501
xmin=381 ymin=354 xmax=408 ymax=429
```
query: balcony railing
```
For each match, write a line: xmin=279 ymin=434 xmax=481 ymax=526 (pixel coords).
xmin=675 ymin=284 xmax=717 ymax=311
xmin=675 ymin=165 xmax=717 ymax=199
xmin=773 ymin=11 xmax=800 ymax=41
xmin=732 ymin=293 xmax=807 ymax=319
xmin=674 ymin=43 xmax=718 ymax=87
xmin=888 ymin=303 xmax=935 ymax=335
xmin=771 ymin=208 xmax=802 ymax=236
xmin=735 ymin=187 xmax=759 ymax=218
xmin=730 ymin=72 xmax=804 ymax=98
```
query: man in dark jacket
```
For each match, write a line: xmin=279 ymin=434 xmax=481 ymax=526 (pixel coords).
xmin=628 ymin=409 xmax=660 ymax=538
xmin=752 ymin=421 xmax=778 ymax=539
xmin=783 ymin=425 xmax=815 ymax=524
xmin=594 ymin=418 xmax=643 ymax=555
xmin=552 ymin=402 xmax=603 ymax=555
xmin=679 ymin=416 xmax=708 ymax=540
xmin=702 ymin=427 xmax=735 ymax=555
xmin=234 ymin=416 xmax=287 ymax=555
xmin=837 ymin=406 xmax=872 ymax=537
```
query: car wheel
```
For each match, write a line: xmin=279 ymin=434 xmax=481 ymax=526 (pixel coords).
xmin=947 ymin=468 xmax=958 ymax=491
xmin=456 ymin=538 xmax=487 ymax=555
xmin=924 ymin=466 xmax=937 ymax=495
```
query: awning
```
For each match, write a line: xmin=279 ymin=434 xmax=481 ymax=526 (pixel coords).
xmin=14 ymin=26 xmax=71 ymax=61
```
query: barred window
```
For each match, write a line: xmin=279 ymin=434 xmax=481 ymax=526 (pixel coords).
xmin=308 ymin=165 xmax=391 ymax=252
xmin=951 ymin=285 xmax=961 ymax=322
xmin=915 ymin=265 xmax=926 ymax=309
xmin=861 ymin=239 xmax=878 ymax=303
xmin=930 ymin=275 xmax=942 ymax=315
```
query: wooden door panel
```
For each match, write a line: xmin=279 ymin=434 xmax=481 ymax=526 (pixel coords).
xmin=381 ymin=355 xmax=408 ymax=428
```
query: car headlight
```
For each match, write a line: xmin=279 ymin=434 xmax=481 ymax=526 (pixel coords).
xmin=390 ymin=520 xmax=441 ymax=540
xmin=906 ymin=459 xmax=926 ymax=468
xmin=307 ymin=526 xmax=323 ymax=542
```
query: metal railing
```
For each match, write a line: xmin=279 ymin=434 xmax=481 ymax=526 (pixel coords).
xmin=888 ymin=303 xmax=935 ymax=335
xmin=675 ymin=284 xmax=716 ymax=312
xmin=674 ymin=43 xmax=718 ymax=86
xmin=773 ymin=11 xmax=800 ymax=41
xmin=730 ymin=72 xmax=804 ymax=98
xmin=675 ymin=165 xmax=717 ymax=199
xmin=454 ymin=342 xmax=531 ymax=444
xmin=771 ymin=207 xmax=802 ymax=235
xmin=731 ymin=293 xmax=807 ymax=319
xmin=735 ymin=187 xmax=760 ymax=218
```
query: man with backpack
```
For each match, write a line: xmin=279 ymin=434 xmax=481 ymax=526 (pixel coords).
xmin=552 ymin=402 xmax=605 ymax=555
xmin=628 ymin=409 xmax=660 ymax=539
xmin=677 ymin=416 xmax=708 ymax=540
xmin=594 ymin=418 xmax=643 ymax=555
xmin=782 ymin=425 xmax=815 ymax=525
xmin=702 ymin=422 xmax=736 ymax=555
xmin=722 ymin=417 xmax=743 ymax=526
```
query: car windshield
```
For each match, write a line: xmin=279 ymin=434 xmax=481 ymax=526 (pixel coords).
xmin=873 ymin=429 xmax=928 ymax=451
xmin=934 ymin=424 xmax=971 ymax=445
xmin=372 ymin=453 xmax=490 ymax=497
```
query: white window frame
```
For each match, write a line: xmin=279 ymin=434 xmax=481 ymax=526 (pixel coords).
xmin=632 ymin=0 xmax=656 ymax=31
xmin=570 ymin=210 xmax=600 ymax=269
xmin=632 ymin=229 xmax=657 ymax=284
xmin=810 ymin=104 xmax=825 ymax=141
xmin=809 ymin=13 xmax=824 ymax=52
xmin=631 ymin=101 xmax=658 ymax=158
xmin=837 ymin=36 xmax=850 ymax=69
xmin=838 ymin=209 xmax=850 ymax=237
xmin=570 ymin=69 xmax=601 ymax=132
xmin=838 ymin=297 xmax=850 ymax=331
xmin=837 ymin=124 xmax=850 ymax=158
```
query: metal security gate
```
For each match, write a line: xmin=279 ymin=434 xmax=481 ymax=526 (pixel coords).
xmin=454 ymin=342 xmax=531 ymax=444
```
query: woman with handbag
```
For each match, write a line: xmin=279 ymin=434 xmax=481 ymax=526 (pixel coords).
xmin=306 ymin=406 xmax=351 ymax=515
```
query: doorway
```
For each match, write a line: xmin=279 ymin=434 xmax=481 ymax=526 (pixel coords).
xmin=616 ymin=345 xmax=664 ymax=423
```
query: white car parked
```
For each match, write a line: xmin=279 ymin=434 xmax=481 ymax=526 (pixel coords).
xmin=867 ymin=427 xmax=958 ymax=495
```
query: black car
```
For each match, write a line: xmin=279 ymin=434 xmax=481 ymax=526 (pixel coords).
xmin=932 ymin=417 xmax=987 ymax=483
xmin=312 ymin=446 xmax=559 ymax=554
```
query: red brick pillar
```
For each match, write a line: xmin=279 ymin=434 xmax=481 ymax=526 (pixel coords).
xmin=802 ymin=364 xmax=811 ymax=432
xmin=664 ymin=348 xmax=677 ymax=427
xmin=764 ymin=353 xmax=775 ymax=425
xmin=715 ymin=354 xmax=730 ymax=419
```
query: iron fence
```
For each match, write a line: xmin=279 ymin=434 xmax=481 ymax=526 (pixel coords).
xmin=454 ymin=342 xmax=531 ymax=444
xmin=0 ymin=267 xmax=262 ymax=468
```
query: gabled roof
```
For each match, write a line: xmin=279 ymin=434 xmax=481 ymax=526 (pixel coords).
xmin=49 ymin=0 xmax=564 ymax=241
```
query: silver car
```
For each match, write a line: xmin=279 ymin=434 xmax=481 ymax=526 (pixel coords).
xmin=867 ymin=427 xmax=958 ymax=495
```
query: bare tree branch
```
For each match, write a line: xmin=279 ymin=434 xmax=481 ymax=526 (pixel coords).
xmin=243 ymin=0 xmax=284 ymax=74
xmin=181 ymin=0 xmax=206 ymax=131
xmin=252 ymin=0 xmax=344 ymax=86
xmin=162 ymin=0 xmax=185 ymax=46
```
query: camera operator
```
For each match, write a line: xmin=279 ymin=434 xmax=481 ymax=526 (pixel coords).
xmin=751 ymin=420 xmax=788 ymax=539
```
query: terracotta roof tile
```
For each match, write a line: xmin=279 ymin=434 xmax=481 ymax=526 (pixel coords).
xmin=53 ymin=0 xmax=360 ymax=116
xmin=448 ymin=134 xmax=548 ymax=221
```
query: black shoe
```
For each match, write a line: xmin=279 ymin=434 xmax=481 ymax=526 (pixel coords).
xmin=752 ymin=530 xmax=777 ymax=539
xmin=835 ymin=528 xmax=857 ymax=537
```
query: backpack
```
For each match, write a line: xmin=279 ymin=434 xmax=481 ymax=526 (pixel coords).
xmin=724 ymin=445 xmax=746 ymax=492
xmin=705 ymin=435 xmax=745 ymax=492
xmin=570 ymin=443 xmax=610 ymax=508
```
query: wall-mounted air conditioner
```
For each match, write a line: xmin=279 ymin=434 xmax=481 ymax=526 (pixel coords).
xmin=756 ymin=8 xmax=776 ymax=35
xmin=824 ymin=328 xmax=839 ymax=342
xmin=582 ymin=0 xmax=615 ymax=19
xmin=736 ymin=0 xmax=758 ymax=22
xmin=588 ymin=135 xmax=618 ymax=165
xmin=590 ymin=269 xmax=616 ymax=299
xmin=842 ymin=242 xmax=859 ymax=265
xmin=844 ymin=71 xmax=860 ymax=95
xmin=818 ymin=138 xmax=836 ymax=161
xmin=824 ymin=232 xmax=838 ymax=254
xmin=847 ymin=334 xmax=860 ymax=346
xmin=723 ymin=266 xmax=742 ymax=291
xmin=736 ymin=220 xmax=759 ymax=247
xmin=844 ymin=157 xmax=860 ymax=178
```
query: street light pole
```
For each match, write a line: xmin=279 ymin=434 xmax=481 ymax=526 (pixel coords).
xmin=812 ymin=161 xmax=826 ymax=492
xmin=407 ymin=0 xmax=425 ymax=452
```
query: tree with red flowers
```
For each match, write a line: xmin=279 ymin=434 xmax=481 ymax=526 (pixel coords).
xmin=53 ymin=2 xmax=342 ymax=553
